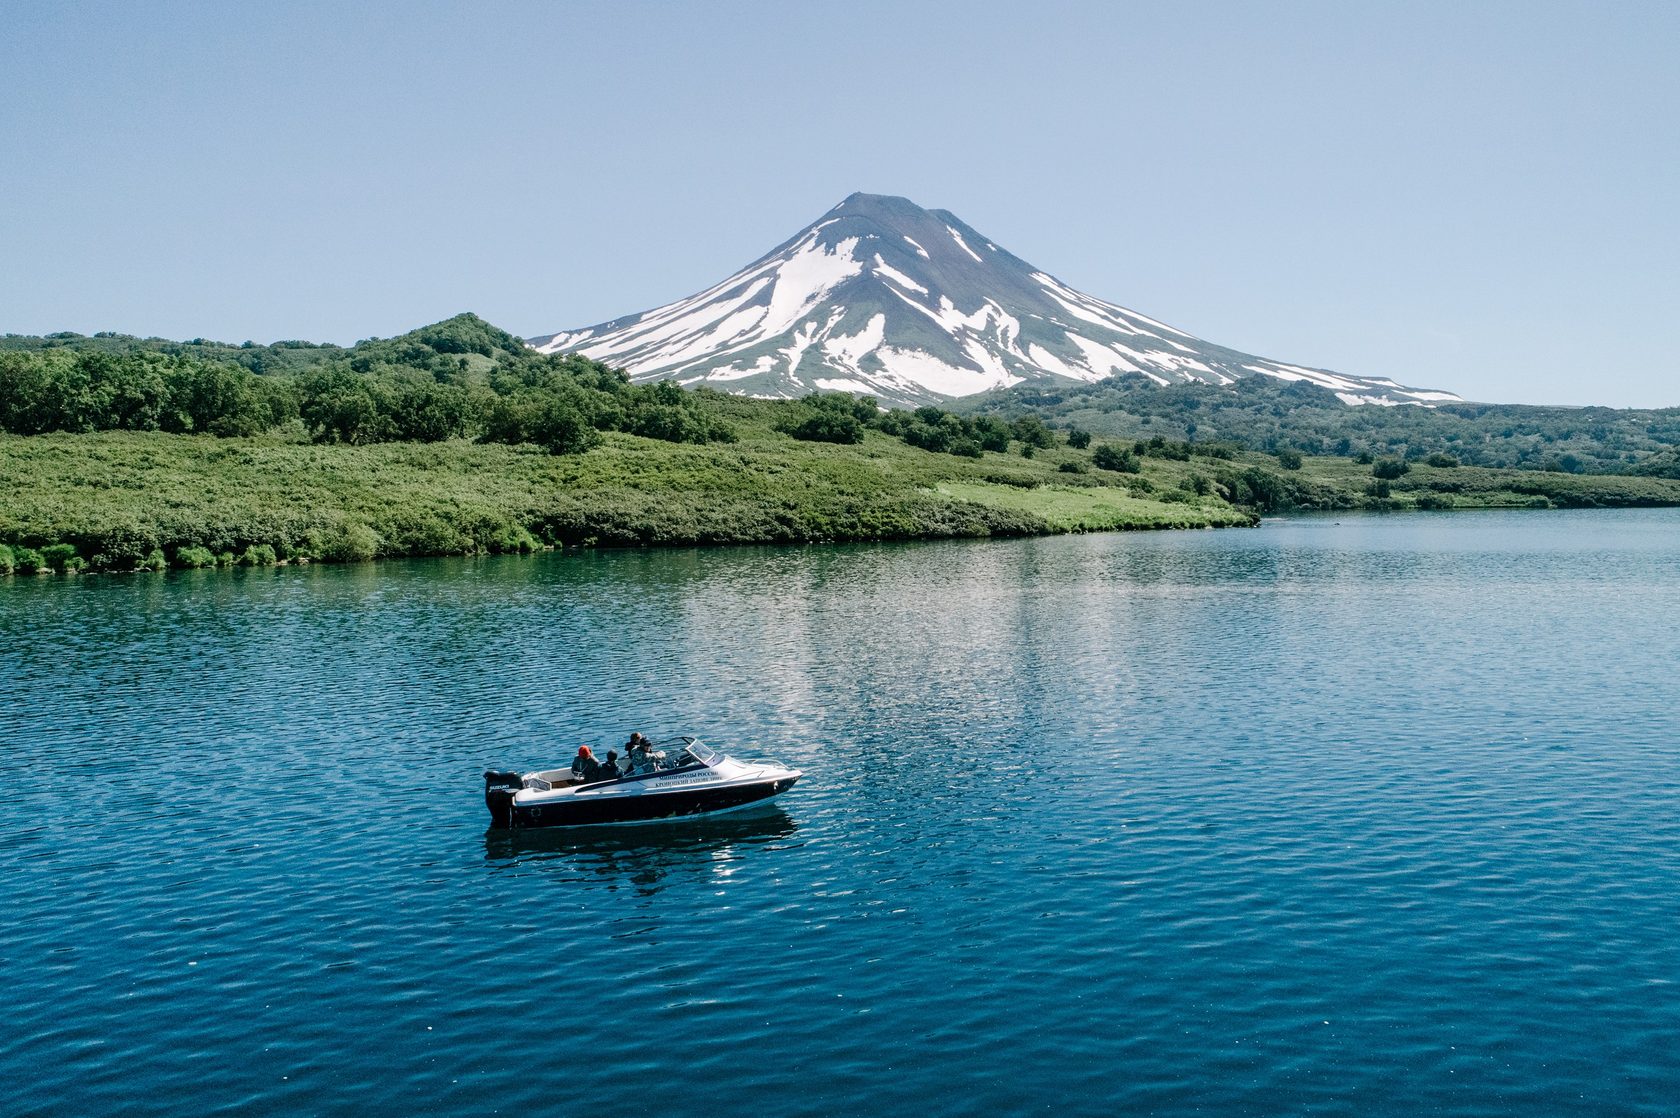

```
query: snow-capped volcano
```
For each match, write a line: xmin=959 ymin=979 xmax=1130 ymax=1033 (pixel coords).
xmin=531 ymin=193 xmax=1458 ymax=408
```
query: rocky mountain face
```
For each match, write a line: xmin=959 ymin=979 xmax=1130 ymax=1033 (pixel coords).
xmin=530 ymin=192 xmax=1458 ymax=409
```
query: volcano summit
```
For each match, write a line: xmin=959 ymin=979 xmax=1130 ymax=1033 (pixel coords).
xmin=531 ymin=193 xmax=1458 ymax=409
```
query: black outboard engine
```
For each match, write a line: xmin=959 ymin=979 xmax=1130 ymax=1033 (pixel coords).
xmin=484 ymin=770 xmax=523 ymax=828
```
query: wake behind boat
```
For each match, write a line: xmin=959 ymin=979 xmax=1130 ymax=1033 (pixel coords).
xmin=483 ymin=738 xmax=802 ymax=829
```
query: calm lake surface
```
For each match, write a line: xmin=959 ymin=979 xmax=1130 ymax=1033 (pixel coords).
xmin=4 ymin=509 xmax=1679 ymax=1116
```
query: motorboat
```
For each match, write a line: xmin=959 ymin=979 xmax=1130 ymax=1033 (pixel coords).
xmin=483 ymin=737 xmax=802 ymax=829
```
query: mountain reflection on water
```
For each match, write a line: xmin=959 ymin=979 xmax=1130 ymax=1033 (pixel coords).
xmin=4 ymin=509 xmax=1680 ymax=1117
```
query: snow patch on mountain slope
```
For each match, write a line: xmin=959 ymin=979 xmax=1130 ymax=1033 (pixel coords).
xmin=823 ymin=312 xmax=887 ymax=364
xmin=815 ymin=377 xmax=875 ymax=393
xmin=961 ymin=338 xmax=1016 ymax=386
xmin=764 ymin=237 xmax=863 ymax=337
xmin=1066 ymin=334 xmax=1144 ymax=377
xmin=872 ymin=255 xmax=927 ymax=295
xmin=697 ymin=355 xmax=776 ymax=382
xmin=780 ymin=309 xmax=846 ymax=376
xmin=874 ymin=346 xmax=998 ymax=396
xmin=946 ymin=226 xmax=984 ymax=263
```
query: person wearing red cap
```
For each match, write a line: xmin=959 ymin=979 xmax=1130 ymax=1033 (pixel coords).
xmin=571 ymin=745 xmax=601 ymax=783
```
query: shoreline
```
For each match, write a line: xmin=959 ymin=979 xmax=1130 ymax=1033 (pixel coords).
xmin=9 ymin=502 xmax=1676 ymax=582
xmin=8 ymin=497 xmax=1679 ymax=580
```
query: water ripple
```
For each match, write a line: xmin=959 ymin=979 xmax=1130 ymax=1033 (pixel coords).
xmin=2 ymin=510 xmax=1679 ymax=1116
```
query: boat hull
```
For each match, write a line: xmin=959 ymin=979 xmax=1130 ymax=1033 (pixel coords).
xmin=504 ymin=775 xmax=799 ymax=830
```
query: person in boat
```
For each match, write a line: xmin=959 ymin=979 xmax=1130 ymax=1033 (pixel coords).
xmin=599 ymin=749 xmax=624 ymax=780
xmin=571 ymin=746 xmax=601 ymax=782
xmin=625 ymin=734 xmax=653 ymax=773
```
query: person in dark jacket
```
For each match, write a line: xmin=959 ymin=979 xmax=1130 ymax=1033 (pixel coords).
xmin=571 ymin=745 xmax=601 ymax=782
xmin=599 ymin=750 xmax=624 ymax=780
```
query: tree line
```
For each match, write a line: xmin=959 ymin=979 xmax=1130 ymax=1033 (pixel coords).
xmin=0 ymin=315 xmax=733 ymax=453
xmin=968 ymin=373 xmax=1680 ymax=476
xmin=779 ymin=394 xmax=1072 ymax=459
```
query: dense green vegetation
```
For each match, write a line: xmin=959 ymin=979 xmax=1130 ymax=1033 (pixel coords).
xmin=0 ymin=398 xmax=1259 ymax=573
xmin=961 ymin=375 xmax=1680 ymax=476
xmin=6 ymin=314 xmax=1678 ymax=577
xmin=0 ymin=314 xmax=732 ymax=451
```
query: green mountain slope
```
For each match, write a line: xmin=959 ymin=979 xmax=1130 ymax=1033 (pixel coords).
xmin=957 ymin=375 xmax=1680 ymax=476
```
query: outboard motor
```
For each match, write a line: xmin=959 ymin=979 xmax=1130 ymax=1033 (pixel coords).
xmin=484 ymin=770 xmax=523 ymax=828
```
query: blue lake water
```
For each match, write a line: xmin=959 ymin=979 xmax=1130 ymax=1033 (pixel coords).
xmin=4 ymin=509 xmax=1679 ymax=1115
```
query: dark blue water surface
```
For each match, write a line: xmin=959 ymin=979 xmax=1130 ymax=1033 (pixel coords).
xmin=4 ymin=509 xmax=1679 ymax=1116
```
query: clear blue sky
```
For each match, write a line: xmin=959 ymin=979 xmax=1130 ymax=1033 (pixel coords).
xmin=3 ymin=1 xmax=1675 ymax=406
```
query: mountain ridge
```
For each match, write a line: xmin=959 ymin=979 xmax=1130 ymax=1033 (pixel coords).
xmin=530 ymin=193 xmax=1459 ymax=409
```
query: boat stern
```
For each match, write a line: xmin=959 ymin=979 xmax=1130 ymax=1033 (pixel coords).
xmin=484 ymin=770 xmax=523 ymax=828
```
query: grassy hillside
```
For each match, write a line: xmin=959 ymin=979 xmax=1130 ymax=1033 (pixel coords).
xmin=9 ymin=406 xmax=1673 ymax=577
xmin=0 ymin=396 xmax=1257 ymax=574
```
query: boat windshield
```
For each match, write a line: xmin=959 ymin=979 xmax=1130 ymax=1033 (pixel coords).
xmin=683 ymin=740 xmax=722 ymax=766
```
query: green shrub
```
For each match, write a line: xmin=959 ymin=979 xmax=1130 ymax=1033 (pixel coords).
xmin=973 ymin=416 xmax=1011 ymax=453
xmin=876 ymin=406 xmax=1008 ymax=459
xmin=786 ymin=412 xmax=863 ymax=444
xmin=13 ymin=548 xmax=44 ymax=574
xmin=216 ymin=551 xmax=236 ymax=567
xmin=82 ymin=521 xmax=163 ymax=569
xmin=41 ymin=543 xmax=83 ymax=572
xmin=1092 ymin=445 xmax=1140 ymax=473
xmin=141 ymin=548 xmax=167 ymax=571
xmin=174 ymin=546 xmax=216 ymax=568
xmin=1136 ymin=435 xmax=1191 ymax=461
xmin=489 ymin=523 xmax=539 ymax=553
xmin=318 ymin=522 xmax=380 ymax=563
xmin=1415 ymin=493 xmax=1455 ymax=509
xmin=1065 ymin=427 xmax=1092 ymax=449
xmin=388 ymin=515 xmax=471 ymax=556
xmin=1372 ymin=458 xmax=1410 ymax=480
xmin=0 ymin=544 xmax=12 ymax=575
xmin=534 ymin=399 xmax=605 ymax=454
xmin=1058 ymin=460 xmax=1088 ymax=474
xmin=1010 ymin=415 xmax=1056 ymax=449
xmin=1220 ymin=467 xmax=1295 ymax=512
xmin=237 ymin=544 xmax=278 ymax=566
xmin=1424 ymin=453 xmax=1460 ymax=468
xmin=1274 ymin=448 xmax=1304 ymax=470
